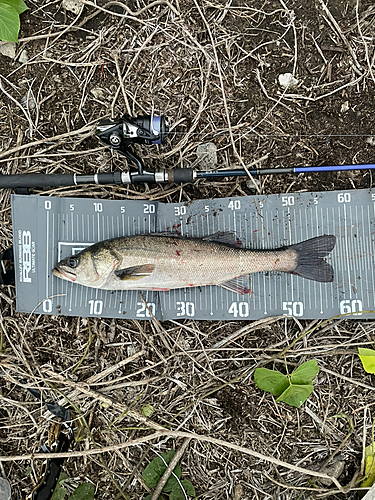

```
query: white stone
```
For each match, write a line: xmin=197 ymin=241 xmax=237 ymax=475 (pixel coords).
xmin=18 ymin=49 xmax=29 ymax=64
xmin=21 ymin=90 xmax=36 ymax=111
xmin=0 ymin=42 xmax=16 ymax=59
xmin=278 ymin=72 xmax=299 ymax=89
xmin=196 ymin=142 xmax=217 ymax=168
xmin=0 ymin=479 xmax=11 ymax=500
xmin=340 ymin=101 xmax=349 ymax=113
xmin=90 ymin=87 xmax=106 ymax=100
xmin=62 ymin=0 xmax=84 ymax=15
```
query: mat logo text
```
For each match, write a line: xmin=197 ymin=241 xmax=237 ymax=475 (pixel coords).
xmin=22 ymin=230 xmax=32 ymax=282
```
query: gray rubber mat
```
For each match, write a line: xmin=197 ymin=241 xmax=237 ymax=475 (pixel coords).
xmin=11 ymin=188 xmax=375 ymax=320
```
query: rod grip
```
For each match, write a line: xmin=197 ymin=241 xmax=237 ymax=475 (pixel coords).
xmin=0 ymin=174 xmax=75 ymax=188
xmin=169 ymin=168 xmax=194 ymax=184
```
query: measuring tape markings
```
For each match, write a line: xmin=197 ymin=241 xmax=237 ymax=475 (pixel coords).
xmin=367 ymin=203 xmax=375 ymax=302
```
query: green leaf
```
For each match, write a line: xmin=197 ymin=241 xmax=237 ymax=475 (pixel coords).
xmin=169 ymin=480 xmax=196 ymax=500
xmin=0 ymin=3 xmax=19 ymax=42
xmin=291 ymin=360 xmax=319 ymax=385
xmin=169 ymin=484 xmax=185 ymax=500
xmin=276 ymin=384 xmax=314 ymax=408
xmin=74 ymin=416 xmax=90 ymax=442
xmin=181 ymin=479 xmax=195 ymax=496
xmin=365 ymin=441 xmax=375 ymax=461
xmin=68 ymin=483 xmax=95 ymax=500
xmin=254 ymin=368 xmax=289 ymax=396
xmin=0 ymin=0 xmax=28 ymax=15
xmin=142 ymin=460 xmax=162 ymax=489
xmin=162 ymin=464 xmax=182 ymax=493
xmin=162 ymin=449 xmax=177 ymax=466
xmin=57 ymin=472 xmax=69 ymax=485
xmin=142 ymin=404 xmax=154 ymax=417
xmin=51 ymin=474 xmax=69 ymax=500
xmin=163 ymin=476 xmax=180 ymax=493
xmin=361 ymin=442 xmax=375 ymax=488
xmin=142 ymin=450 xmax=181 ymax=490
xmin=358 ymin=348 xmax=375 ymax=374
xmin=51 ymin=485 xmax=66 ymax=500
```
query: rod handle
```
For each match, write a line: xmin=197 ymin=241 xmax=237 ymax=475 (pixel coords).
xmin=0 ymin=174 xmax=75 ymax=188
xmin=169 ymin=168 xmax=194 ymax=183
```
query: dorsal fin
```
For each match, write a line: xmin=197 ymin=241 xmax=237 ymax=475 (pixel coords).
xmin=202 ymin=232 xmax=242 ymax=247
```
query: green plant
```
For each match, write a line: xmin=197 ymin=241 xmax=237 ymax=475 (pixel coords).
xmin=142 ymin=404 xmax=154 ymax=417
xmin=142 ymin=450 xmax=196 ymax=500
xmin=358 ymin=347 xmax=375 ymax=374
xmin=51 ymin=473 xmax=95 ymax=500
xmin=254 ymin=359 xmax=319 ymax=408
xmin=0 ymin=0 xmax=28 ymax=42
xmin=361 ymin=440 xmax=375 ymax=488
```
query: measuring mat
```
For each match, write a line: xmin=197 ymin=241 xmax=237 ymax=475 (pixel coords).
xmin=11 ymin=189 xmax=375 ymax=320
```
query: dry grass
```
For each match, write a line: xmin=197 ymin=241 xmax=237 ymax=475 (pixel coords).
xmin=1 ymin=0 xmax=375 ymax=498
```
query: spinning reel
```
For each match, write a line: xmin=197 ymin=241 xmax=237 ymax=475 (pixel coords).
xmin=96 ymin=115 xmax=169 ymax=179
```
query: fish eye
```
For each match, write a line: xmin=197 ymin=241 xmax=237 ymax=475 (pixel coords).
xmin=69 ymin=257 xmax=78 ymax=268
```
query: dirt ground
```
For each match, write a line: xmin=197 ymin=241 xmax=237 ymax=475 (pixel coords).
xmin=1 ymin=0 xmax=375 ymax=499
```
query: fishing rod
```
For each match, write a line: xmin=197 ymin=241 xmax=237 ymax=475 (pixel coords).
xmin=0 ymin=114 xmax=374 ymax=189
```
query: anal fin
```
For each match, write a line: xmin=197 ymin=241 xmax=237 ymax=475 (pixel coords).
xmin=114 ymin=264 xmax=155 ymax=281
xmin=218 ymin=274 xmax=252 ymax=295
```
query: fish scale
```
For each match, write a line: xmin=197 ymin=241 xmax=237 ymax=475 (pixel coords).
xmin=9 ymin=189 xmax=375 ymax=320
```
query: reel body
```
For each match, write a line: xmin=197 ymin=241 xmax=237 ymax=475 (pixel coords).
xmin=96 ymin=115 xmax=168 ymax=177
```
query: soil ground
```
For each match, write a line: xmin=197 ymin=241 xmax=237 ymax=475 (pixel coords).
xmin=1 ymin=0 xmax=375 ymax=499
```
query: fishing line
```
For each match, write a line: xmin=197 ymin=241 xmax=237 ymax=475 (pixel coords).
xmin=166 ymin=131 xmax=374 ymax=138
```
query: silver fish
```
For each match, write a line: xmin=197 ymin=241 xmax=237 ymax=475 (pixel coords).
xmin=52 ymin=233 xmax=336 ymax=295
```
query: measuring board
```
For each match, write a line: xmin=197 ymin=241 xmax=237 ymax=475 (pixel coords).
xmin=10 ymin=189 xmax=375 ymax=320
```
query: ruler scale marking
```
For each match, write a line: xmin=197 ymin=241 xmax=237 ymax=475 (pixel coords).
xmin=367 ymin=204 xmax=374 ymax=307
xmin=51 ymin=212 xmax=55 ymax=308
xmin=354 ymin=205 xmax=364 ymax=308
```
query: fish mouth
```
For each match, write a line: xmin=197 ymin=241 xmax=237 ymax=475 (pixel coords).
xmin=52 ymin=266 xmax=77 ymax=282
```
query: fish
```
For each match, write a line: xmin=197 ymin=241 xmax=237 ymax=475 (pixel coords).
xmin=52 ymin=233 xmax=336 ymax=295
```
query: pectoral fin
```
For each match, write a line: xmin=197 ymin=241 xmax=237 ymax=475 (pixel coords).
xmin=114 ymin=264 xmax=155 ymax=281
xmin=218 ymin=275 xmax=252 ymax=295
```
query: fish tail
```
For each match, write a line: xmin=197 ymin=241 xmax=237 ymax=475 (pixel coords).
xmin=289 ymin=235 xmax=336 ymax=282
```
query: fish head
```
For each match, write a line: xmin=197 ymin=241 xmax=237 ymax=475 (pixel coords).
xmin=52 ymin=245 xmax=118 ymax=288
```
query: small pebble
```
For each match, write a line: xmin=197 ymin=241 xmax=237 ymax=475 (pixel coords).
xmin=340 ymin=101 xmax=350 ymax=113
xmin=318 ymin=460 xmax=345 ymax=486
xmin=21 ymin=90 xmax=36 ymax=111
xmin=90 ymin=87 xmax=107 ymax=101
xmin=278 ymin=72 xmax=299 ymax=89
xmin=246 ymin=177 xmax=261 ymax=190
xmin=62 ymin=0 xmax=84 ymax=14
xmin=0 ymin=478 xmax=11 ymax=500
xmin=233 ymin=484 xmax=243 ymax=500
xmin=0 ymin=42 xmax=16 ymax=59
xmin=18 ymin=49 xmax=29 ymax=64
xmin=196 ymin=142 xmax=217 ymax=168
